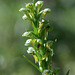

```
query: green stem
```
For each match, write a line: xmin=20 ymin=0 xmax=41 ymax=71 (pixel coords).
xmin=33 ymin=0 xmax=35 ymax=4
xmin=32 ymin=22 xmax=37 ymax=34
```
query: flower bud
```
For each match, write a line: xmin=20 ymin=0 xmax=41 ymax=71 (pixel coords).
xmin=22 ymin=14 xmax=27 ymax=20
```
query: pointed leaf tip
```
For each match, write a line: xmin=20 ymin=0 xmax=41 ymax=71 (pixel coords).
xmin=66 ymin=70 xmax=70 ymax=75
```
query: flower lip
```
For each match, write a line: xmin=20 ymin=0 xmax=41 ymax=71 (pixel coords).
xmin=35 ymin=1 xmax=44 ymax=7
xmin=27 ymin=47 xmax=35 ymax=54
xmin=25 ymin=39 xmax=32 ymax=46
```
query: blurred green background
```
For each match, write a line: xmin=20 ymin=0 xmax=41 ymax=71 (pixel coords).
xmin=0 ymin=0 xmax=75 ymax=75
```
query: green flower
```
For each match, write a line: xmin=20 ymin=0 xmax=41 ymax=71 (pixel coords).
xmin=19 ymin=8 xmax=30 ymax=12
xmin=36 ymin=39 xmax=42 ymax=44
xmin=35 ymin=1 xmax=44 ymax=7
xmin=27 ymin=47 xmax=35 ymax=54
xmin=26 ymin=3 xmax=33 ymax=9
xmin=25 ymin=39 xmax=32 ymax=46
xmin=22 ymin=32 xmax=31 ymax=37
xmin=22 ymin=14 xmax=27 ymax=20
xmin=20 ymin=1 xmax=61 ymax=75
xmin=39 ymin=8 xmax=51 ymax=16
xmin=35 ymin=1 xmax=44 ymax=12
xmin=19 ymin=8 xmax=25 ymax=12
xmin=43 ymin=8 xmax=51 ymax=13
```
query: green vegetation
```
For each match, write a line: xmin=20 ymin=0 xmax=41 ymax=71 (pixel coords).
xmin=19 ymin=0 xmax=70 ymax=75
xmin=0 ymin=0 xmax=75 ymax=75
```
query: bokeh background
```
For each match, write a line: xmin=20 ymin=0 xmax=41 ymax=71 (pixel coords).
xmin=0 ymin=0 xmax=75 ymax=75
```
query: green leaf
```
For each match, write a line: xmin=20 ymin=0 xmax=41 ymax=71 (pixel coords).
xmin=53 ymin=68 xmax=60 ymax=74
xmin=46 ymin=41 xmax=53 ymax=48
xmin=45 ymin=25 xmax=53 ymax=32
xmin=23 ymin=55 xmax=41 ymax=72
xmin=31 ymin=22 xmax=37 ymax=34
xmin=66 ymin=70 xmax=70 ymax=75
xmin=31 ymin=32 xmax=39 ymax=38
xmin=33 ymin=46 xmax=42 ymax=60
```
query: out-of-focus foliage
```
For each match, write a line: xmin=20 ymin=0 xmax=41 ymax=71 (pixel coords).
xmin=0 ymin=0 xmax=75 ymax=75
